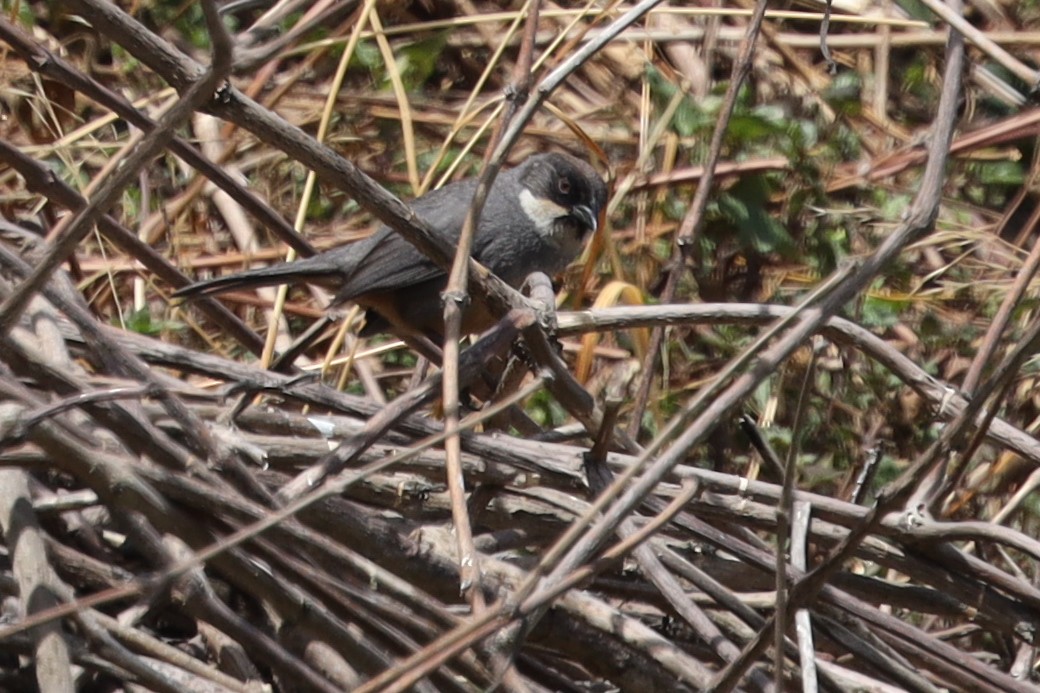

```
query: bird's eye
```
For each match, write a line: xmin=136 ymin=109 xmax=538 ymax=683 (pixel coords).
xmin=558 ymin=177 xmax=572 ymax=195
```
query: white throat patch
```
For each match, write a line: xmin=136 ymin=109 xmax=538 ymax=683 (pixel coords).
xmin=519 ymin=188 xmax=567 ymax=239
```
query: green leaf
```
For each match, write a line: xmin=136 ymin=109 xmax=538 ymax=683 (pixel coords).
xmin=895 ymin=0 xmax=935 ymax=23
xmin=646 ymin=66 xmax=714 ymax=138
xmin=124 ymin=308 xmax=182 ymax=336
xmin=976 ymin=160 xmax=1025 ymax=186
xmin=726 ymin=113 xmax=779 ymax=142
xmin=353 ymin=42 xmax=383 ymax=72
xmin=396 ymin=32 xmax=449 ymax=91
xmin=823 ymin=72 xmax=863 ymax=116
xmin=877 ymin=192 xmax=913 ymax=222
xmin=716 ymin=176 xmax=795 ymax=255
xmin=860 ymin=289 xmax=907 ymax=329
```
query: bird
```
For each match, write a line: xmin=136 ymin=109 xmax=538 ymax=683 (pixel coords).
xmin=173 ymin=152 xmax=607 ymax=353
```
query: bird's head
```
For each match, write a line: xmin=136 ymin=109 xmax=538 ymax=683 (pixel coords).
xmin=517 ymin=152 xmax=607 ymax=245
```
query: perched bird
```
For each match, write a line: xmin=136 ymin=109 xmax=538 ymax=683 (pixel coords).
xmin=174 ymin=152 xmax=607 ymax=350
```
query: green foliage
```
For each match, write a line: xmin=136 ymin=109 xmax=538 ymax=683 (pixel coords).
xmin=976 ymin=159 xmax=1025 ymax=186
xmin=726 ymin=106 xmax=787 ymax=143
xmin=876 ymin=192 xmax=913 ymax=222
xmin=645 ymin=66 xmax=717 ymax=139
xmin=861 ymin=285 xmax=909 ymax=329
xmin=895 ymin=0 xmax=937 ymax=23
xmin=965 ymin=159 xmax=1026 ymax=207
xmin=9 ymin=0 xmax=36 ymax=27
xmin=713 ymin=175 xmax=796 ymax=256
xmin=872 ymin=453 xmax=907 ymax=489
xmin=1023 ymin=490 xmax=1040 ymax=518
xmin=725 ymin=100 xmax=814 ymax=160
xmin=396 ymin=33 xmax=448 ymax=91
xmin=352 ymin=41 xmax=383 ymax=73
xmin=353 ymin=33 xmax=449 ymax=91
xmin=109 ymin=43 xmax=141 ymax=78
xmin=145 ymin=2 xmax=212 ymax=49
xmin=897 ymin=56 xmax=940 ymax=113
xmin=818 ymin=120 xmax=863 ymax=162
xmin=307 ymin=186 xmax=338 ymax=220
xmin=823 ymin=71 xmax=863 ymax=116
xmin=659 ymin=196 xmax=687 ymax=222
xmin=804 ymin=220 xmax=849 ymax=275
xmin=418 ymin=150 xmax=472 ymax=183
xmin=123 ymin=308 xmax=182 ymax=337
xmin=526 ymin=389 xmax=568 ymax=428
xmin=379 ymin=340 xmax=418 ymax=369
xmin=748 ymin=376 xmax=776 ymax=420
xmin=1021 ymin=354 xmax=1040 ymax=375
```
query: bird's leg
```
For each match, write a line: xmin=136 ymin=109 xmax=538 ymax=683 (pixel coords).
xmin=517 ymin=271 xmax=565 ymax=365
xmin=487 ymin=272 xmax=560 ymax=429
xmin=521 ymin=271 xmax=558 ymax=336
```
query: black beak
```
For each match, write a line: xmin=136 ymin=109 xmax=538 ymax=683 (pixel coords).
xmin=569 ymin=204 xmax=598 ymax=233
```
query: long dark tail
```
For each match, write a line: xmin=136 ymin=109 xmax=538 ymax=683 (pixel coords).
xmin=172 ymin=257 xmax=339 ymax=299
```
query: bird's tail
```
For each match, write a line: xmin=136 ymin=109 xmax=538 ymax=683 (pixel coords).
xmin=172 ymin=256 xmax=340 ymax=300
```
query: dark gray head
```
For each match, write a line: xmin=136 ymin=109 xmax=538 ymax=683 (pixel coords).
xmin=515 ymin=152 xmax=607 ymax=247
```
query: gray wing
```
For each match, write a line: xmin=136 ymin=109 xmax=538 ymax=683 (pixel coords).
xmin=335 ymin=174 xmax=511 ymax=301
xmin=332 ymin=229 xmax=444 ymax=301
